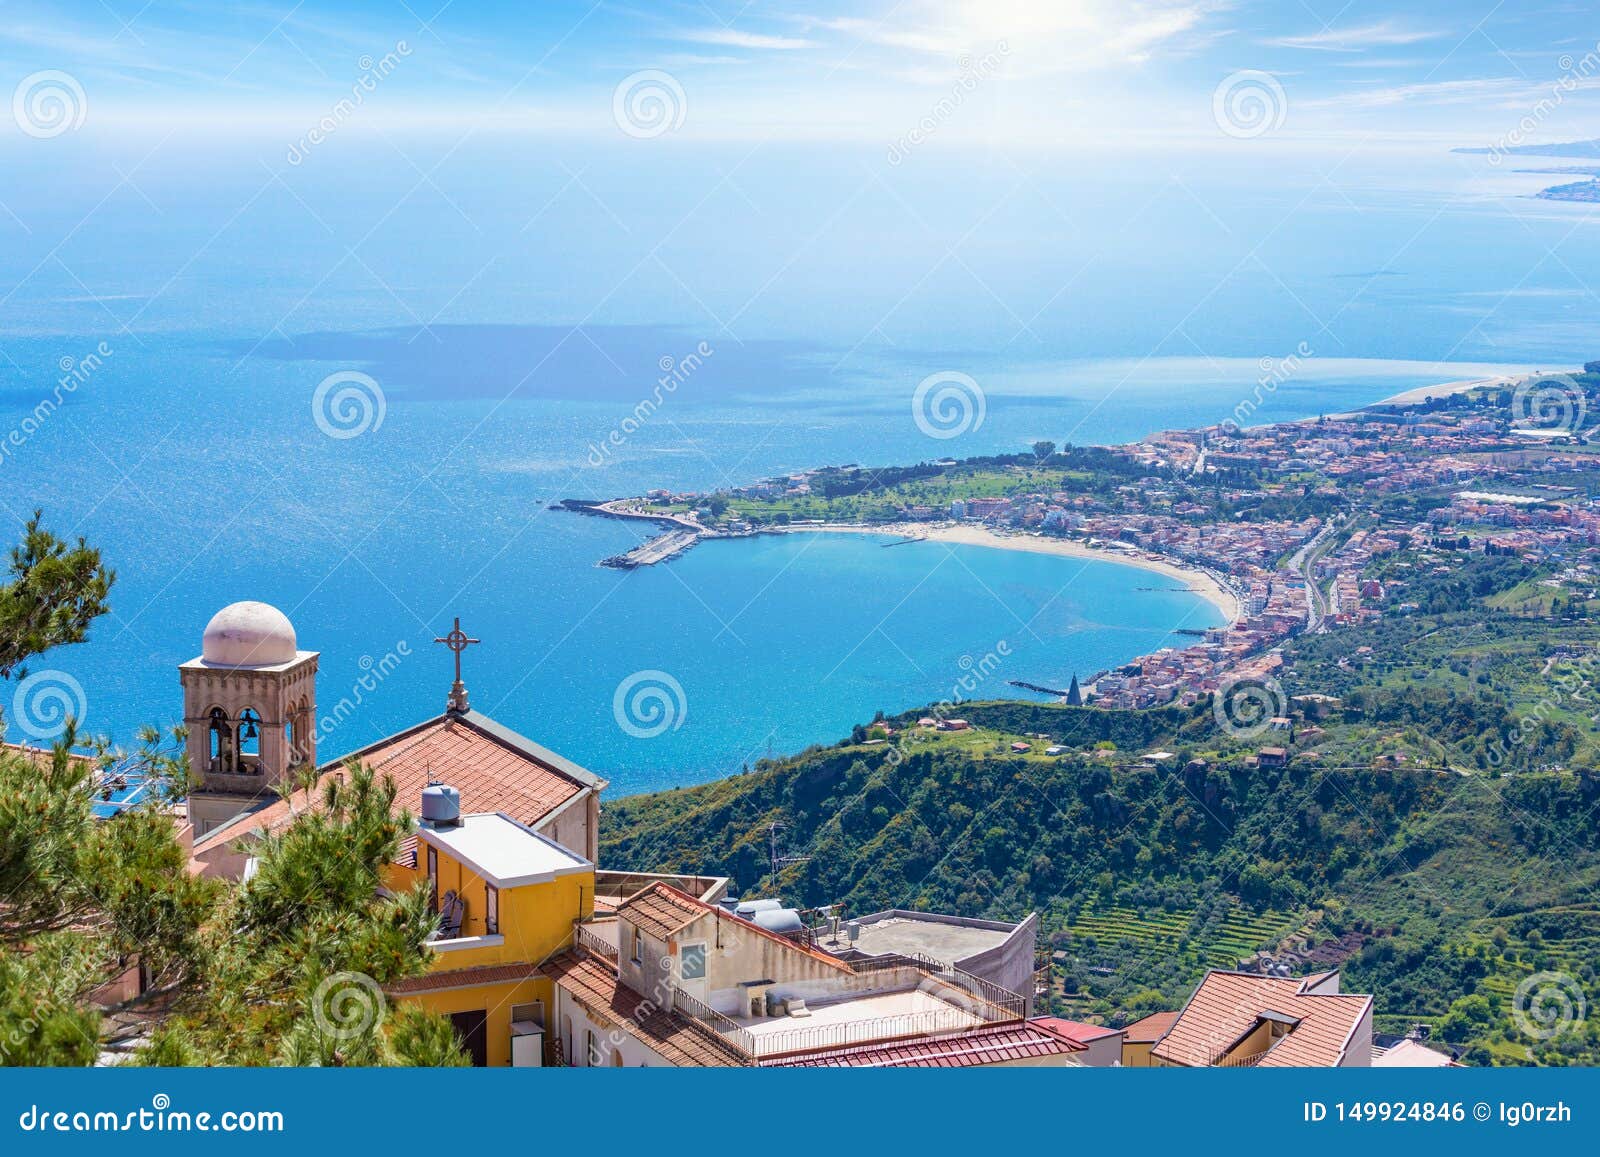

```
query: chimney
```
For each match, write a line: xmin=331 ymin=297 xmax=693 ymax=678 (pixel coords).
xmin=420 ymin=781 xmax=461 ymax=829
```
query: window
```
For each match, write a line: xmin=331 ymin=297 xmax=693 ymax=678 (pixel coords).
xmin=631 ymin=929 xmax=642 ymax=964
xmin=485 ymin=884 xmax=499 ymax=935
xmin=587 ymin=1029 xmax=601 ymax=1066
xmin=680 ymin=942 xmax=707 ymax=981
xmin=426 ymin=848 xmax=438 ymax=912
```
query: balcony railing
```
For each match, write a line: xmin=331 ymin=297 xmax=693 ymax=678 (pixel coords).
xmin=1212 ymin=1049 xmax=1265 ymax=1068
xmin=749 ymin=1007 xmax=986 ymax=1058
xmin=574 ymin=921 xmax=618 ymax=960
xmin=668 ymin=988 xmax=757 ymax=1060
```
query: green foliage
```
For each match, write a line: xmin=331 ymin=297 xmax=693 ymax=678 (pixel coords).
xmin=0 ymin=510 xmax=113 ymax=679
xmin=153 ymin=761 xmax=440 ymax=1065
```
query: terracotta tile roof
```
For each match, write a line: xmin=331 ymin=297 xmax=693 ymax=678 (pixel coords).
xmin=193 ymin=711 xmax=596 ymax=855
xmin=1120 ymin=1010 xmax=1180 ymax=1044
xmin=1151 ymin=971 xmax=1372 ymax=1068
xmin=545 ymin=950 xmax=747 ymax=1067
xmin=386 ymin=962 xmax=542 ymax=995
xmin=617 ymin=881 xmax=711 ymax=940
xmin=770 ymin=1023 xmax=1082 ymax=1069
xmin=1030 ymin=1016 xmax=1121 ymax=1045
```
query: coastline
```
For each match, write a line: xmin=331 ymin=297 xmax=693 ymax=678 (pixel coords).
xmin=776 ymin=522 xmax=1243 ymax=625
xmin=1364 ymin=370 xmax=1554 ymax=410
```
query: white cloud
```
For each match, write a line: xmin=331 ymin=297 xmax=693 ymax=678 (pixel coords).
xmin=679 ymin=28 xmax=814 ymax=50
xmin=813 ymin=0 xmax=1220 ymax=69
xmin=1267 ymin=21 xmax=1445 ymax=52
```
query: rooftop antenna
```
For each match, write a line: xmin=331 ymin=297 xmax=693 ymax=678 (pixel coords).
xmin=767 ymin=820 xmax=810 ymax=884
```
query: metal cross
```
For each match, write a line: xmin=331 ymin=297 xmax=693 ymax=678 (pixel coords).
xmin=434 ymin=617 xmax=480 ymax=682
xmin=434 ymin=617 xmax=480 ymax=713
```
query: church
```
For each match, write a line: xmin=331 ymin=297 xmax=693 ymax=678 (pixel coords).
xmin=176 ymin=600 xmax=1055 ymax=1069
xmin=183 ymin=601 xmax=606 ymax=877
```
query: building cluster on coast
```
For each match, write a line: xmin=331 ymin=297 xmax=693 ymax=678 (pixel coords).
xmin=632 ymin=380 xmax=1600 ymax=712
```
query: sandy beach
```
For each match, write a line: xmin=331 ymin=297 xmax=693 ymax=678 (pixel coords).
xmin=777 ymin=522 xmax=1243 ymax=625
xmin=1366 ymin=370 xmax=1559 ymax=409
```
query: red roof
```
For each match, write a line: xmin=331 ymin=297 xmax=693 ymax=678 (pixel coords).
xmin=770 ymin=1023 xmax=1081 ymax=1069
xmin=386 ymin=962 xmax=542 ymax=995
xmin=546 ymin=950 xmax=747 ymax=1067
xmin=1120 ymin=1010 xmax=1180 ymax=1044
xmin=193 ymin=711 xmax=599 ymax=856
xmin=1151 ymin=971 xmax=1372 ymax=1067
xmin=617 ymin=881 xmax=708 ymax=939
xmin=1030 ymin=1016 xmax=1121 ymax=1045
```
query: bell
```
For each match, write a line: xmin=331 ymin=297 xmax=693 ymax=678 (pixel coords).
xmin=242 ymin=719 xmax=259 ymax=740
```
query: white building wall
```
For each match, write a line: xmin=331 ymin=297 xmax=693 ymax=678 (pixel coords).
xmin=554 ymin=987 xmax=672 ymax=1068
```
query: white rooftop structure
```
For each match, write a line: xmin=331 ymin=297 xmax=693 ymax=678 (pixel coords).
xmin=418 ymin=811 xmax=592 ymax=888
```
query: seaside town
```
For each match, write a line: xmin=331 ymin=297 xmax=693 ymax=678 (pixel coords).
xmin=9 ymin=599 xmax=1437 ymax=1069
xmin=582 ymin=367 xmax=1600 ymax=714
xmin=9 ymin=369 xmax=1599 ymax=1070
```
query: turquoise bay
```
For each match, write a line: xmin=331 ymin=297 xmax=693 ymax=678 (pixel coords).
xmin=2 ymin=142 xmax=1593 ymax=794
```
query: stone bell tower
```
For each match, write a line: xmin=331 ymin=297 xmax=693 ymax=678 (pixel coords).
xmin=180 ymin=601 xmax=318 ymax=838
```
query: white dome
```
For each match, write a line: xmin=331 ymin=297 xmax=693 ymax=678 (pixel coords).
xmin=201 ymin=601 xmax=298 ymax=666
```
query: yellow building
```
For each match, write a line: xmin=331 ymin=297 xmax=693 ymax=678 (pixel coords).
xmin=384 ymin=795 xmax=594 ymax=1067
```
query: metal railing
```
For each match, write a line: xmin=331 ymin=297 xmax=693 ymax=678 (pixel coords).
xmin=668 ymin=988 xmax=757 ymax=1059
xmin=574 ymin=921 xmax=617 ymax=959
xmin=1212 ymin=1049 xmax=1265 ymax=1068
xmin=750 ymin=1007 xmax=986 ymax=1058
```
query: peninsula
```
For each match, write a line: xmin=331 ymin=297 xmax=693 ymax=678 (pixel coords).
xmin=570 ymin=363 xmax=1600 ymax=711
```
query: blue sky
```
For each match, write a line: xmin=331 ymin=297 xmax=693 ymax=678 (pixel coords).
xmin=2 ymin=1 xmax=1598 ymax=145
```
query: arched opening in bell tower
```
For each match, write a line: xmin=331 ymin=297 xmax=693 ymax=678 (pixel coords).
xmin=237 ymin=706 xmax=263 ymax=770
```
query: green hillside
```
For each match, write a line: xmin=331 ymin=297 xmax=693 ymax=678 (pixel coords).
xmin=602 ymin=695 xmax=1600 ymax=1066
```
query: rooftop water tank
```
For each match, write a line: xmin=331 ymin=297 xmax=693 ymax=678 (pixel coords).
xmin=736 ymin=898 xmax=783 ymax=917
xmin=752 ymin=908 xmax=805 ymax=935
xmin=420 ymin=782 xmax=461 ymax=828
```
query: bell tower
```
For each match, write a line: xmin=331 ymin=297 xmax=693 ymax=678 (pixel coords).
xmin=180 ymin=601 xmax=318 ymax=838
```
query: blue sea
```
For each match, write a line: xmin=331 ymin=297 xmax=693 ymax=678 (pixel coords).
xmin=0 ymin=133 xmax=1594 ymax=795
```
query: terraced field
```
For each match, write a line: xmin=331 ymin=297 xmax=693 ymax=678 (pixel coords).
xmin=1473 ymin=903 xmax=1600 ymax=1003
xmin=1061 ymin=902 xmax=1300 ymax=971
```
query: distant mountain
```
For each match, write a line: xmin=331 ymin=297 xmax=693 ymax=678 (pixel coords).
xmin=1537 ymin=179 xmax=1600 ymax=203
xmin=1455 ymin=138 xmax=1600 ymax=158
